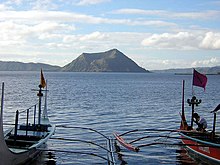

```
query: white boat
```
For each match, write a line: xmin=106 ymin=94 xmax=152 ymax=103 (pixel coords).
xmin=0 ymin=71 xmax=55 ymax=165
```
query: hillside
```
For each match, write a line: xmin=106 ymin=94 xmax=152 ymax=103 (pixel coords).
xmin=0 ymin=61 xmax=61 ymax=71
xmin=152 ymin=66 xmax=220 ymax=74
xmin=62 ymin=49 xmax=149 ymax=72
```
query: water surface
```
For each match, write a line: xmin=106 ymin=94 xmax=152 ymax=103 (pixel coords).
xmin=0 ymin=72 xmax=219 ymax=164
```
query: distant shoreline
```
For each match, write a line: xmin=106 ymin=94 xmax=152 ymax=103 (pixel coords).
xmin=175 ymin=73 xmax=220 ymax=75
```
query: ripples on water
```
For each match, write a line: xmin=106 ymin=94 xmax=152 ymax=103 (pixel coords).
xmin=0 ymin=72 xmax=219 ymax=164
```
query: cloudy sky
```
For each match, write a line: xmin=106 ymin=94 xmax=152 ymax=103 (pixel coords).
xmin=0 ymin=0 xmax=220 ymax=70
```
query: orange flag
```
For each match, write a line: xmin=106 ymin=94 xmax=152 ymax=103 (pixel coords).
xmin=40 ymin=69 xmax=46 ymax=88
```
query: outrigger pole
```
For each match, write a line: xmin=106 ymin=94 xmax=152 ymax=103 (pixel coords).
xmin=119 ymin=128 xmax=180 ymax=137
xmin=52 ymin=125 xmax=116 ymax=164
xmin=56 ymin=125 xmax=109 ymax=140
xmin=137 ymin=142 xmax=220 ymax=148
xmin=37 ymin=148 xmax=115 ymax=164
xmin=50 ymin=137 xmax=110 ymax=152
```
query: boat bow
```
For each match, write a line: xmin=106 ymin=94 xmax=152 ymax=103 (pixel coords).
xmin=0 ymin=82 xmax=14 ymax=163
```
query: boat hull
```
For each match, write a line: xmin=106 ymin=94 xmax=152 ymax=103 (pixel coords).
xmin=1 ymin=124 xmax=55 ymax=165
xmin=1 ymin=147 xmax=42 ymax=165
xmin=180 ymin=133 xmax=220 ymax=164
xmin=0 ymin=76 xmax=55 ymax=165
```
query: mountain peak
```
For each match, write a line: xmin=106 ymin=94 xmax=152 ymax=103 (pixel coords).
xmin=62 ymin=49 xmax=148 ymax=72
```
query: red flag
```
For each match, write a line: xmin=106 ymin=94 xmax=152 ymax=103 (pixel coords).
xmin=192 ymin=69 xmax=207 ymax=90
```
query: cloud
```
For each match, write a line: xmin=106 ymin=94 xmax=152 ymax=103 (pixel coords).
xmin=0 ymin=21 xmax=27 ymax=46
xmin=0 ymin=20 xmax=76 ymax=51
xmin=141 ymin=32 xmax=200 ymax=50
xmin=79 ymin=31 xmax=107 ymax=41
xmin=6 ymin=0 xmax=23 ymax=5
xmin=141 ymin=31 xmax=220 ymax=50
xmin=0 ymin=9 xmax=177 ymax=28
xmin=0 ymin=4 xmax=11 ymax=10
xmin=5 ymin=0 xmax=58 ymax=10
xmin=114 ymin=9 xmax=220 ymax=20
xmin=31 ymin=0 xmax=58 ymax=10
xmin=0 ymin=3 xmax=219 ymax=69
xmin=4 ymin=0 xmax=111 ymax=9
xmin=62 ymin=35 xmax=77 ymax=43
xmin=173 ymin=10 xmax=220 ymax=20
xmin=199 ymin=32 xmax=220 ymax=50
xmin=143 ymin=57 xmax=220 ymax=70
xmin=33 ymin=21 xmax=75 ymax=33
xmin=140 ymin=58 xmax=191 ymax=70
xmin=114 ymin=9 xmax=168 ymax=16
xmin=76 ymin=0 xmax=111 ymax=6
xmin=191 ymin=57 xmax=220 ymax=67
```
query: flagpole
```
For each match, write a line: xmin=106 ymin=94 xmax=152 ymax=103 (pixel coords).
xmin=182 ymin=80 xmax=185 ymax=117
xmin=192 ymin=69 xmax=194 ymax=96
xmin=42 ymin=80 xmax=48 ymax=119
xmin=37 ymin=85 xmax=43 ymax=125
xmin=192 ymin=85 xmax=195 ymax=96
xmin=38 ymin=69 xmax=46 ymax=124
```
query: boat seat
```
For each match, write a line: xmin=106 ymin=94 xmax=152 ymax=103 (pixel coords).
xmin=5 ymin=138 xmax=37 ymax=148
xmin=7 ymin=134 xmax=44 ymax=141
xmin=16 ymin=130 xmax=49 ymax=138
xmin=19 ymin=124 xmax=50 ymax=132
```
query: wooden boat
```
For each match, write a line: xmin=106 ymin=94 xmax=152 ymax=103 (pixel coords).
xmin=113 ymin=70 xmax=220 ymax=164
xmin=0 ymin=71 xmax=55 ymax=164
xmin=179 ymin=80 xmax=220 ymax=164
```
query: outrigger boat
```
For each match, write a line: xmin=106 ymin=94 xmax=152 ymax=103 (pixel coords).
xmin=113 ymin=69 xmax=220 ymax=164
xmin=0 ymin=70 xmax=55 ymax=164
xmin=179 ymin=79 xmax=220 ymax=164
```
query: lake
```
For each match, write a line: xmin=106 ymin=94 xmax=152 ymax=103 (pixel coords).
xmin=0 ymin=71 xmax=219 ymax=164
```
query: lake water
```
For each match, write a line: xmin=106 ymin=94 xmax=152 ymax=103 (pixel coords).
xmin=0 ymin=71 xmax=219 ymax=165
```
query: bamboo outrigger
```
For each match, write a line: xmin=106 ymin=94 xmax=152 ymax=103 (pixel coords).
xmin=54 ymin=125 xmax=116 ymax=165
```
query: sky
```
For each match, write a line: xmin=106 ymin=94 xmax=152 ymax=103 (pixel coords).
xmin=0 ymin=0 xmax=220 ymax=70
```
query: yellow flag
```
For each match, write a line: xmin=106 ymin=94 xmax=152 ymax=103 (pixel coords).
xmin=40 ymin=69 xmax=46 ymax=88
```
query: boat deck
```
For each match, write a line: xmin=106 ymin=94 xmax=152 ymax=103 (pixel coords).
xmin=16 ymin=129 xmax=49 ymax=137
xmin=5 ymin=124 xmax=51 ymax=149
xmin=182 ymin=131 xmax=220 ymax=144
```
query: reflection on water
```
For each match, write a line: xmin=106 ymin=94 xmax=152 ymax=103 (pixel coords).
xmin=45 ymin=152 xmax=56 ymax=165
xmin=30 ymin=151 xmax=56 ymax=165
xmin=176 ymin=148 xmax=197 ymax=165
xmin=176 ymin=147 xmax=213 ymax=165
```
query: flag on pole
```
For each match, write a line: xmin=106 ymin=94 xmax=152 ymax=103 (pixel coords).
xmin=40 ymin=69 xmax=46 ymax=88
xmin=192 ymin=69 xmax=207 ymax=90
